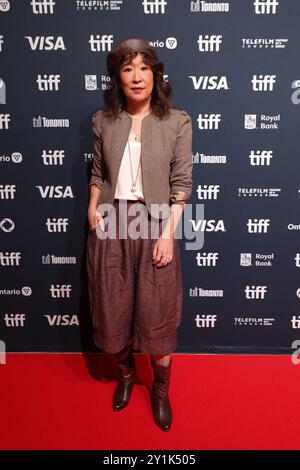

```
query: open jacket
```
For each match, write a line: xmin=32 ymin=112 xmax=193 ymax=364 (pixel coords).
xmin=89 ymin=107 xmax=193 ymax=219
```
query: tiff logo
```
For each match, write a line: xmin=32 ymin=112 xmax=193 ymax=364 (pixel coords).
xmin=89 ymin=35 xmax=113 ymax=52
xmin=50 ymin=284 xmax=72 ymax=298
xmin=252 ymin=74 xmax=276 ymax=91
xmin=197 ymin=114 xmax=221 ymax=129
xmin=254 ymin=0 xmax=279 ymax=15
xmin=46 ymin=218 xmax=69 ymax=232
xmin=143 ymin=0 xmax=167 ymax=14
xmin=37 ymin=74 xmax=61 ymax=91
xmin=0 ymin=252 xmax=21 ymax=266
xmin=197 ymin=185 xmax=220 ymax=200
xmin=249 ymin=150 xmax=273 ymax=166
xmin=195 ymin=252 xmax=219 ymax=267
xmin=0 ymin=185 xmax=16 ymax=199
xmin=245 ymin=285 xmax=267 ymax=299
xmin=291 ymin=318 xmax=300 ymax=329
xmin=31 ymin=0 xmax=56 ymax=14
xmin=4 ymin=314 xmax=26 ymax=327
xmin=195 ymin=314 xmax=217 ymax=327
xmin=41 ymin=150 xmax=65 ymax=165
xmin=295 ymin=253 xmax=300 ymax=267
xmin=197 ymin=35 xmax=222 ymax=52
xmin=0 ymin=114 xmax=10 ymax=129
xmin=247 ymin=219 xmax=270 ymax=233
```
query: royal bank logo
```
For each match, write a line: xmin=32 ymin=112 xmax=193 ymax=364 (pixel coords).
xmin=244 ymin=114 xmax=280 ymax=130
xmin=143 ymin=0 xmax=167 ymax=14
xmin=85 ymin=75 xmax=97 ymax=90
xmin=191 ymin=1 xmax=229 ymax=12
xmin=197 ymin=35 xmax=223 ymax=52
xmin=253 ymin=0 xmax=279 ymax=15
xmin=190 ymin=75 xmax=229 ymax=90
xmin=242 ymin=38 xmax=288 ymax=49
xmin=240 ymin=253 xmax=274 ymax=267
xmin=245 ymin=114 xmax=257 ymax=129
xmin=241 ymin=253 xmax=252 ymax=266
xmin=31 ymin=0 xmax=56 ymax=14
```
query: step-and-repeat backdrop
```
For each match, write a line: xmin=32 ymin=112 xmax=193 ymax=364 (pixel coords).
xmin=1 ymin=0 xmax=300 ymax=354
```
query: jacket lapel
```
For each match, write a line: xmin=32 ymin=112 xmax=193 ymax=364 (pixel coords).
xmin=111 ymin=111 xmax=154 ymax=195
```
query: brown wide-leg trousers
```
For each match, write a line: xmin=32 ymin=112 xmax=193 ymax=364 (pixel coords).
xmin=86 ymin=199 xmax=183 ymax=355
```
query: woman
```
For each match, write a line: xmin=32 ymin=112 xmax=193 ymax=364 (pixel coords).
xmin=86 ymin=38 xmax=193 ymax=432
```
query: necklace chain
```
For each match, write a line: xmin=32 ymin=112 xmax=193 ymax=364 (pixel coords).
xmin=127 ymin=132 xmax=141 ymax=193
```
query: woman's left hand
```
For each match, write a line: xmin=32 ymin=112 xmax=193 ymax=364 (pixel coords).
xmin=152 ymin=237 xmax=174 ymax=268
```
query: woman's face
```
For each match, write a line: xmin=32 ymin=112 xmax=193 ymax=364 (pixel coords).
xmin=119 ymin=52 xmax=154 ymax=106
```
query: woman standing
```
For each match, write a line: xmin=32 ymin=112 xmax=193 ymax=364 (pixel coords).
xmin=86 ymin=38 xmax=193 ymax=432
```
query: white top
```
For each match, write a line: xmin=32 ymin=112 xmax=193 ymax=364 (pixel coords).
xmin=114 ymin=127 xmax=145 ymax=201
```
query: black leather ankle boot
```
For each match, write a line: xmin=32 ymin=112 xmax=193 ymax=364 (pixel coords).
xmin=150 ymin=356 xmax=172 ymax=432
xmin=113 ymin=344 xmax=135 ymax=412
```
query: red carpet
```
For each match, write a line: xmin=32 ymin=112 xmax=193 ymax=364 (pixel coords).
xmin=1 ymin=353 xmax=299 ymax=450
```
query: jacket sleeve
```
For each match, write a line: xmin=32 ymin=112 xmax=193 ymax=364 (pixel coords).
xmin=89 ymin=111 xmax=104 ymax=190
xmin=169 ymin=110 xmax=193 ymax=205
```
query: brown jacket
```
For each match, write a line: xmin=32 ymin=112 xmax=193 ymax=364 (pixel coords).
xmin=89 ymin=107 xmax=193 ymax=219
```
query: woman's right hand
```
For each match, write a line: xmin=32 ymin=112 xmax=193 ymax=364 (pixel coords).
xmin=87 ymin=207 xmax=105 ymax=231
